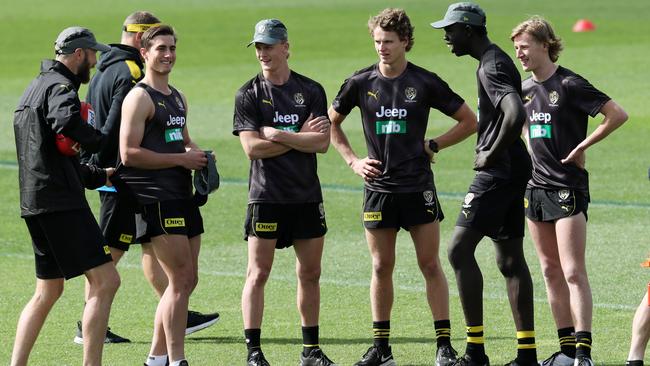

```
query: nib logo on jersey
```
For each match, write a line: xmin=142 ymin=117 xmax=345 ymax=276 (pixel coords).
xmin=529 ymin=109 xmax=552 ymax=139
xmin=375 ymin=106 xmax=407 ymax=135
xmin=165 ymin=115 xmax=186 ymax=142
xmin=273 ymin=111 xmax=300 ymax=132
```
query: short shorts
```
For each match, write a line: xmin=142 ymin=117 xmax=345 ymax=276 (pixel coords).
xmin=525 ymin=187 xmax=589 ymax=222
xmin=244 ymin=202 xmax=327 ymax=249
xmin=362 ymin=189 xmax=444 ymax=230
xmin=139 ymin=198 xmax=204 ymax=240
xmin=456 ymin=172 xmax=527 ymax=241
xmin=24 ymin=207 xmax=112 ymax=280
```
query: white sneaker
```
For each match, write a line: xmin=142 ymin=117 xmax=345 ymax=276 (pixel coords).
xmin=539 ymin=352 xmax=574 ymax=366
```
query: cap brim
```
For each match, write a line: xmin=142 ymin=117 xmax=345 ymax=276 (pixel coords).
xmin=430 ymin=19 xmax=457 ymax=29
xmin=92 ymin=42 xmax=111 ymax=53
xmin=246 ymin=36 xmax=282 ymax=47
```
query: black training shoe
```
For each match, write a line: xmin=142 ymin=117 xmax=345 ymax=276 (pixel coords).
xmin=453 ymin=353 xmax=490 ymax=366
xmin=248 ymin=350 xmax=271 ymax=366
xmin=353 ymin=345 xmax=396 ymax=366
xmin=300 ymin=348 xmax=337 ymax=366
xmin=73 ymin=320 xmax=131 ymax=344
xmin=185 ymin=310 xmax=220 ymax=335
xmin=436 ymin=344 xmax=458 ymax=366
xmin=539 ymin=352 xmax=574 ymax=366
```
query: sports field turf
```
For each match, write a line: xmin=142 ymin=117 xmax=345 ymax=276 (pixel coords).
xmin=0 ymin=0 xmax=648 ymax=364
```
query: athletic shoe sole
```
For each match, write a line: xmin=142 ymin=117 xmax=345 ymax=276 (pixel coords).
xmin=185 ymin=315 xmax=220 ymax=335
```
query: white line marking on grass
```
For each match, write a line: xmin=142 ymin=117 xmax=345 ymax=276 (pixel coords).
xmin=2 ymin=252 xmax=633 ymax=310
xmin=0 ymin=160 xmax=649 ymax=209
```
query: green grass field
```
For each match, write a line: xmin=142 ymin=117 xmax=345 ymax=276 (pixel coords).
xmin=1 ymin=0 xmax=649 ymax=365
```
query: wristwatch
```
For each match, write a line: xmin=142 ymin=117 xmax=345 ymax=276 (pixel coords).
xmin=428 ymin=139 xmax=439 ymax=153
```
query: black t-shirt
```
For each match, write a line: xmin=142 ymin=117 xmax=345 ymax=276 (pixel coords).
xmin=116 ymin=83 xmax=192 ymax=204
xmin=332 ymin=62 xmax=464 ymax=192
xmin=477 ymin=44 xmax=531 ymax=179
xmin=522 ymin=66 xmax=609 ymax=191
xmin=233 ymin=71 xmax=326 ymax=204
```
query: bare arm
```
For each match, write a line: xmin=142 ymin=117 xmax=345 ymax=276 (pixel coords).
xmin=239 ymin=130 xmax=291 ymax=160
xmin=328 ymin=106 xmax=381 ymax=181
xmin=259 ymin=115 xmax=330 ymax=153
xmin=474 ymin=92 xmax=526 ymax=169
xmin=119 ymin=88 xmax=206 ymax=170
xmin=425 ymin=103 xmax=477 ymax=159
xmin=561 ymin=99 xmax=628 ymax=168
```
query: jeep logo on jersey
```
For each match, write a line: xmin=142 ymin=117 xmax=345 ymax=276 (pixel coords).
xmin=376 ymin=120 xmax=406 ymax=135
xmin=167 ymin=115 xmax=185 ymax=127
xmin=273 ymin=111 xmax=299 ymax=124
xmin=530 ymin=124 xmax=552 ymax=139
xmin=165 ymin=128 xmax=183 ymax=142
xmin=293 ymin=93 xmax=304 ymax=105
xmin=549 ymin=90 xmax=559 ymax=105
xmin=376 ymin=106 xmax=407 ymax=119
xmin=529 ymin=110 xmax=551 ymax=123
xmin=405 ymin=87 xmax=417 ymax=101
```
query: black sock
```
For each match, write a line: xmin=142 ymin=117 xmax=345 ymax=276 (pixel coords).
xmin=558 ymin=327 xmax=576 ymax=358
xmin=465 ymin=325 xmax=486 ymax=362
xmin=626 ymin=361 xmax=643 ymax=366
xmin=302 ymin=325 xmax=319 ymax=356
xmin=575 ymin=331 xmax=592 ymax=359
xmin=434 ymin=320 xmax=451 ymax=347
xmin=516 ymin=330 xmax=537 ymax=363
xmin=244 ymin=328 xmax=261 ymax=355
xmin=373 ymin=320 xmax=390 ymax=351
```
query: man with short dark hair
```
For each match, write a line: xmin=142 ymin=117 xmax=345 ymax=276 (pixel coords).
xmin=234 ymin=18 xmax=335 ymax=366
xmin=76 ymin=11 xmax=219 ymax=346
xmin=117 ymin=25 xmax=207 ymax=366
xmin=11 ymin=26 xmax=120 ymax=366
xmin=330 ymin=8 xmax=476 ymax=366
xmin=511 ymin=16 xmax=628 ymax=366
xmin=432 ymin=3 xmax=537 ymax=365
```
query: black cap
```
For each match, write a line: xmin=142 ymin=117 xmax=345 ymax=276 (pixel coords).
xmin=54 ymin=26 xmax=110 ymax=54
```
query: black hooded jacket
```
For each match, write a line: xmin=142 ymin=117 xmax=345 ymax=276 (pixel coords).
xmin=14 ymin=60 xmax=107 ymax=217
xmin=83 ymin=44 xmax=144 ymax=168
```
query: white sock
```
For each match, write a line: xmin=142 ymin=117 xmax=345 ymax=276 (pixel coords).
xmin=169 ymin=360 xmax=187 ymax=366
xmin=144 ymin=354 xmax=168 ymax=366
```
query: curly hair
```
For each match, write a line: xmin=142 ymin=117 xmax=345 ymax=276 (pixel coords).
xmin=511 ymin=16 xmax=563 ymax=62
xmin=368 ymin=8 xmax=414 ymax=52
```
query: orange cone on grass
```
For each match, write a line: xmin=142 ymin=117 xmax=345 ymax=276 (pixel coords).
xmin=572 ymin=19 xmax=595 ymax=32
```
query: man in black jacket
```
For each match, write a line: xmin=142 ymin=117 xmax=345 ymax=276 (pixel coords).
xmin=11 ymin=26 xmax=120 ymax=366
xmin=76 ymin=12 xmax=219 ymax=346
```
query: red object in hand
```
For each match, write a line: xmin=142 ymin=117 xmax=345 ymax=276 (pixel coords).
xmin=55 ymin=102 xmax=94 ymax=156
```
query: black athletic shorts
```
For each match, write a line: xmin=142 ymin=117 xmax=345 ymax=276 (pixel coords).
xmin=244 ymin=202 xmax=327 ymax=249
xmin=363 ymin=189 xmax=444 ymax=230
xmin=99 ymin=191 xmax=139 ymax=251
xmin=456 ymin=172 xmax=527 ymax=241
xmin=140 ymin=198 xmax=204 ymax=240
xmin=24 ymin=208 xmax=112 ymax=280
xmin=525 ymin=187 xmax=589 ymax=222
